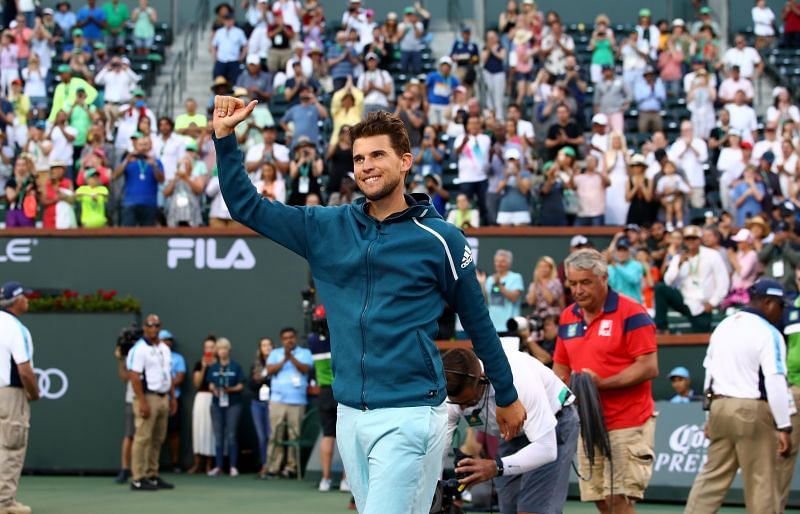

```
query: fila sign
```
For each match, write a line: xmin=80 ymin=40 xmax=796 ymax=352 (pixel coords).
xmin=167 ymin=238 xmax=256 ymax=270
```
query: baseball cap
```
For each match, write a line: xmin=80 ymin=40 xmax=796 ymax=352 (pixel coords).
xmin=570 ymin=235 xmax=589 ymax=248
xmin=643 ymin=65 xmax=656 ymax=75
xmin=560 ymin=146 xmax=576 ymax=158
xmin=439 ymin=56 xmax=454 ymax=67
xmin=185 ymin=140 xmax=199 ymax=152
xmin=43 ymin=7 xmax=54 ymax=15
xmin=504 ymin=147 xmax=521 ymax=161
xmin=683 ymin=225 xmax=702 ymax=238
xmin=731 ymin=228 xmax=753 ymax=243
xmin=700 ymin=6 xmax=712 ymax=14
xmin=223 ymin=12 xmax=235 ymax=19
xmin=366 ymin=52 xmax=379 ymax=61
xmin=601 ymin=63 xmax=614 ymax=71
xmin=130 ymin=131 xmax=145 ymax=140
xmin=616 ymin=237 xmax=632 ymax=249
xmin=542 ymin=160 xmax=554 ymax=172
xmin=749 ymin=278 xmax=787 ymax=301
xmin=672 ymin=18 xmax=685 ymax=27
xmin=132 ymin=88 xmax=146 ymax=97
xmin=57 ymin=63 xmax=72 ymax=74
xmin=403 ymin=6 xmax=415 ymax=14
xmin=638 ymin=8 xmax=651 ymax=17
xmin=461 ymin=25 xmax=471 ymax=33
xmin=762 ymin=150 xmax=776 ymax=164
xmin=630 ymin=154 xmax=647 ymax=167
xmin=49 ymin=159 xmax=68 ymax=168
xmin=591 ymin=113 xmax=608 ymax=125
xmin=246 ymin=54 xmax=260 ymax=66
xmin=158 ymin=329 xmax=174 ymax=340
xmin=1 ymin=282 xmax=30 ymax=301
xmin=625 ymin=223 xmax=641 ymax=233
xmin=232 ymin=87 xmax=248 ymax=97
xmin=84 ymin=167 xmax=99 ymax=178
xmin=73 ymin=28 xmax=84 ymax=36
xmin=668 ymin=366 xmax=691 ymax=379
xmin=740 ymin=141 xmax=753 ymax=151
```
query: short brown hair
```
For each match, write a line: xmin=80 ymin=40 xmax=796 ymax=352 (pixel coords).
xmin=349 ymin=111 xmax=411 ymax=159
xmin=442 ymin=348 xmax=482 ymax=398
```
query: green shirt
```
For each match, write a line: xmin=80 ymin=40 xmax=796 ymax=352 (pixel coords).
xmin=69 ymin=104 xmax=95 ymax=146
xmin=75 ymin=185 xmax=108 ymax=228
xmin=102 ymin=1 xmax=130 ymax=33
xmin=591 ymin=38 xmax=615 ymax=66
xmin=49 ymin=79 xmax=98 ymax=123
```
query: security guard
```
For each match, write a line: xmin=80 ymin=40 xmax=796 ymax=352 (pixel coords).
xmin=685 ymin=279 xmax=792 ymax=514
xmin=0 ymin=282 xmax=39 ymax=514
xmin=126 ymin=313 xmax=177 ymax=491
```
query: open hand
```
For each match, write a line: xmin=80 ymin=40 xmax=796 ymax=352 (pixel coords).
xmin=213 ymin=95 xmax=258 ymax=139
xmin=455 ymin=457 xmax=497 ymax=488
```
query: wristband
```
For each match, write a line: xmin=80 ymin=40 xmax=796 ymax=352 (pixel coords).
xmin=495 ymin=456 xmax=504 ymax=477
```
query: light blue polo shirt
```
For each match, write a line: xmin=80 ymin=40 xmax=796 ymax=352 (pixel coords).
xmin=171 ymin=351 xmax=186 ymax=399
xmin=267 ymin=346 xmax=314 ymax=405
xmin=485 ymin=271 xmax=525 ymax=332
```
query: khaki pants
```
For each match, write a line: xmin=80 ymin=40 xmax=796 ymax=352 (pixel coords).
xmin=0 ymin=388 xmax=29 ymax=507
xmin=267 ymin=48 xmax=292 ymax=74
xmin=577 ymin=416 xmax=657 ymax=502
xmin=638 ymin=111 xmax=663 ymax=134
xmin=267 ymin=402 xmax=305 ymax=474
xmin=778 ymin=385 xmax=800 ymax=511
xmin=685 ymin=398 xmax=779 ymax=514
xmin=131 ymin=393 xmax=169 ymax=481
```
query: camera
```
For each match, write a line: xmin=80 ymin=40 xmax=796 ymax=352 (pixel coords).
xmin=507 ymin=315 xmax=544 ymax=342
xmin=430 ymin=449 xmax=469 ymax=514
xmin=116 ymin=324 xmax=143 ymax=357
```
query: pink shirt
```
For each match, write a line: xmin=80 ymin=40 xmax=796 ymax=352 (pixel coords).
xmin=732 ymin=249 xmax=758 ymax=290
xmin=12 ymin=28 xmax=31 ymax=59
xmin=573 ymin=171 xmax=606 ymax=217
xmin=658 ymin=49 xmax=683 ymax=81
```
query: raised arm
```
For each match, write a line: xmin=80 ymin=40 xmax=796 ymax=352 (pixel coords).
xmin=212 ymin=96 xmax=309 ymax=257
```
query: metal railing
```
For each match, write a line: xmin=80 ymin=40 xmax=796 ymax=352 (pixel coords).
xmin=155 ymin=0 xmax=210 ymax=118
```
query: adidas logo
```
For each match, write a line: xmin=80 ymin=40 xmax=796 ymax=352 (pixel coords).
xmin=461 ymin=245 xmax=473 ymax=269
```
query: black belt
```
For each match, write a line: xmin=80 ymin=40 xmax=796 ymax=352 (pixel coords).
xmin=146 ymin=392 xmax=168 ymax=397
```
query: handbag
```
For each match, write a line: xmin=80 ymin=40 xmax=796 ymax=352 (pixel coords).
xmin=22 ymin=193 xmax=37 ymax=219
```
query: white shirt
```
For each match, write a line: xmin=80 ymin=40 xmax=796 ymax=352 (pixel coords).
xmin=205 ymin=176 xmax=233 ymax=220
xmin=517 ymin=120 xmax=535 ymax=142
xmin=212 ymin=25 xmax=248 ymax=63
xmin=273 ymin=0 xmax=301 ymax=33
xmin=454 ymin=133 xmax=491 ymax=183
xmin=723 ymin=47 xmax=762 ymax=79
xmin=48 ymin=124 xmax=78 ymax=162
xmin=718 ymin=77 xmax=754 ymax=101
xmin=664 ymin=246 xmax=730 ymax=315
xmin=725 ymin=104 xmax=758 ymax=142
xmin=357 ymin=69 xmax=394 ymax=106
xmin=126 ymin=338 xmax=172 ymax=394
xmin=621 ymin=41 xmax=647 ymax=72
xmin=752 ymin=6 xmax=776 ymax=36
xmin=635 ymin=25 xmax=660 ymax=60
xmin=705 ymin=310 xmax=789 ymax=426
xmin=151 ymin=132 xmax=187 ymax=181
xmin=285 ymin=55 xmax=313 ymax=79
xmin=752 ymin=138 xmax=782 ymax=167
xmin=446 ymin=351 xmax=566 ymax=475
xmin=248 ymin=26 xmax=272 ymax=59
xmin=541 ymin=33 xmax=575 ymax=75
xmin=0 ymin=311 xmax=33 ymax=388
xmin=683 ymin=71 xmax=717 ymax=94
xmin=22 ymin=67 xmax=46 ymax=98
xmin=766 ymin=105 xmax=800 ymax=125
xmin=114 ymin=107 xmax=156 ymax=150
xmin=667 ymin=138 xmax=708 ymax=188
xmin=717 ymin=147 xmax=745 ymax=185
xmin=94 ymin=67 xmax=141 ymax=103
xmin=245 ymin=142 xmax=290 ymax=168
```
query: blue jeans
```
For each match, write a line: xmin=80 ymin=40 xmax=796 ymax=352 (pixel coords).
xmin=337 ymin=402 xmax=447 ymax=514
xmin=459 ymin=180 xmax=489 ymax=226
xmin=250 ymin=400 xmax=270 ymax=468
xmin=213 ymin=60 xmax=241 ymax=85
xmin=400 ymin=51 xmax=422 ymax=75
xmin=210 ymin=402 xmax=242 ymax=469
xmin=575 ymin=215 xmax=605 ymax=227
xmin=497 ymin=404 xmax=580 ymax=514
xmin=121 ymin=205 xmax=158 ymax=227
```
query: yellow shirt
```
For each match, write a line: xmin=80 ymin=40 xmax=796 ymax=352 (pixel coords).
xmin=175 ymin=113 xmax=208 ymax=132
xmin=329 ymin=87 xmax=364 ymax=147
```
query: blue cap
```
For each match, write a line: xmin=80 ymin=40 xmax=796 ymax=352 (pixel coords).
xmin=762 ymin=150 xmax=775 ymax=164
xmin=669 ymin=366 xmax=691 ymax=379
xmin=461 ymin=25 xmax=471 ymax=33
xmin=616 ymin=237 xmax=632 ymax=249
xmin=749 ymin=278 xmax=786 ymax=301
xmin=1 ymin=281 xmax=30 ymax=301
xmin=158 ymin=329 xmax=174 ymax=340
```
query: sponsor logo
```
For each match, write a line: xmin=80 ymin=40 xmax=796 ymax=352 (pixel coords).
xmin=34 ymin=367 xmax=69 ymax=400
xmin=167 ymin=238 xmax=256 ymax=270
xmin=460 ymin=245 xmax=473 ymax=268
xmin=598 ymin=319 xmax=613 ymax=337
xmin=0 ymin=238 xmax=37 ymax=263
xmin=654 ymin=424 xmax=710 ymax=474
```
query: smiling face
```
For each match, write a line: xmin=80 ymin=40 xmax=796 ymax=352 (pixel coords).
xmin=352 ymin=134 xmax=411 ymax=202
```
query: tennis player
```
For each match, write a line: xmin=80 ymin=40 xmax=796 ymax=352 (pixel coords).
xmin=212 ymin=96 xmax=525 ymax=514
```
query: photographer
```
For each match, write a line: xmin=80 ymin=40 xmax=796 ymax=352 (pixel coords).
xmin=286 ymin=136 xmax=323 ymax=206
xmin=95 ymin=56 xmax=141 ymax=131
xmin=443 ymin=348 xmax=578 ymax=514
xmin=112 ymin=134 xmax=164 ymax=227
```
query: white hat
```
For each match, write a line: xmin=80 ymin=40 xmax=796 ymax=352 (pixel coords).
xmin=591 ymin=113 xmax=608 ymax=125
xmin=732 ymin=228 xmax=754 ymax=243
xmin=438 ymin=56 xmax=454 ymax=67
xmin=365 ymin=52 xmax=379 ymax=61
xmin=293 ymin=40 xmax=305 ymax=50
xmin=504 ymin=147 xmax=521 ymax=160
xmin=672 ymin=18 xmax=685 ymax=27
xmin=630 ymin=154 xmax=647 ymax=166
xmin=773 ymin=86 xmax=788 ymax=98
xmin=570 ymin=235 xmax=589 ymax=247
xmin=245 ymin=54 xmax=260 ymax=65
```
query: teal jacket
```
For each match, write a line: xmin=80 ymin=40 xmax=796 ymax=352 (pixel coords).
xmin=214 ymin=134 xmax=517 ymax=409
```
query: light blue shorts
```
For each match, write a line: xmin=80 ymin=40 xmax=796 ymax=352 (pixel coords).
xmin=337 ymin=402 xmax=448 ymax=514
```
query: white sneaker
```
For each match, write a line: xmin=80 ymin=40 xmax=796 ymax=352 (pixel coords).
xmin=229 ymin=467 xmax=239 ymax=477
xmin=339 ymin=477 xmax=351 ymax=492
xmin=318 ymin=478 xmax=332 ymax=492
xmin=207 ymin=467 xmax=221 ymax=477
xmin=666 ymin=222 xmax=674 ymax=232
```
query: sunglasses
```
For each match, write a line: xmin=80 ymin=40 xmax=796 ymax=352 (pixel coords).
xmin=145 ymin=322 xmax=161 ymax=327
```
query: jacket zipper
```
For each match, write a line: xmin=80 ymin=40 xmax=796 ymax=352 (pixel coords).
xmin=360 ymin=224 xmax=380 ymax=409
